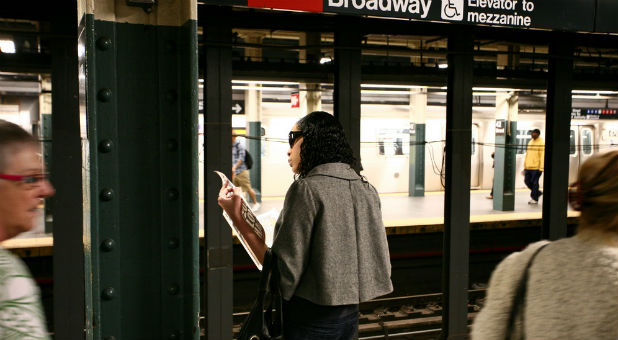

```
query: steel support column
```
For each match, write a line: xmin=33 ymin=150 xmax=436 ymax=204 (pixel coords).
xmin=442 ymin=29 xmax=473 ymax=340
xmin=80 ymin=2 xmax=199 ymax=338
xmin=542 ymin=36 xmax=573 ymax=240
xmin=51 ymin=6 xmax=84 ymax=338
xmin=334 ymin=18 xmax=361 ymax=170
xmin=203 ymin=7 xmax=234 ymax=340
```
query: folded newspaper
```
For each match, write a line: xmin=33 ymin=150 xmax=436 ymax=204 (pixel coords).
xmin=215 ymin=171 xmax=275 ymax=270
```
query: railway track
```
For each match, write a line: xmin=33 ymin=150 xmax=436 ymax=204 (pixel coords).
xmin=231 ymin=289 xmax=486 ymax=339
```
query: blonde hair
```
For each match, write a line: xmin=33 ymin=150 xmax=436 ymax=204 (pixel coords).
xmin=577 ymin=150 xmax=618 ymax=234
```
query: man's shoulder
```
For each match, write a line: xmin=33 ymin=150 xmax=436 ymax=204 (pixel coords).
xmin=0 ymin=248 xmax=29 ymax=277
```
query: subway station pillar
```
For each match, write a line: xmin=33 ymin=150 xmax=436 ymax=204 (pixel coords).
xmin=203 ymin=6 xmax=234 ymax=340
xmin=299 ymin=33 xmax=322 ymax=115
xmin=300 ymin=83 xmax=322 ymax=115
xmin=409 ymin=88 xmax=426 ymax=196
xmin=542 ymin=36 xmax=573 ymax=240
xmin=442 ymin=28 xmax=473 ymax=340
xmin=245 ymin=86 xmax=262 ymax=202
xmin=493 ymin=93 xmax=518 ymax=211
xmin=244 ymin=35 xmax=263 ymax=202
xmin=334 ymin=19 xmax=361 ymax=170
xmin=78 ymin=1 xmax=199 ymax=338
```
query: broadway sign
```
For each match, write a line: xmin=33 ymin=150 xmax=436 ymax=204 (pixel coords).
xmin=209 ymin=0 xmax=617 ymax=33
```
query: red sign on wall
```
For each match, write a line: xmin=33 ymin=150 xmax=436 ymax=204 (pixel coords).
xmin=247 ymin=0 xmax=322 ymax=12
xmin=291 ymin=93 xmax=300 ymax=108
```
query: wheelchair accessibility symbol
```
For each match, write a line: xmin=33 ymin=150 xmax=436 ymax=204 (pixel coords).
xmin=441 ymin=0 xmax=463 ymax=21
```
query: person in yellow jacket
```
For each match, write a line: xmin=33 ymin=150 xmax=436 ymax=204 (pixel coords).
xmin=523 ymin=129 xmax=544 ymax=204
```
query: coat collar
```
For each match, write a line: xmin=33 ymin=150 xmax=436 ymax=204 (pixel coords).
xmin=306 ymin=163 xmax=360 ymax=180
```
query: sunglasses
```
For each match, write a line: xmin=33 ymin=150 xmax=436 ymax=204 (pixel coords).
xmin=288 ymin=131 xmax=304 ymax=147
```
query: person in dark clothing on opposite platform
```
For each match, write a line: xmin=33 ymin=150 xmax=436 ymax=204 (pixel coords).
xmin=219 ymin=111 xmax=393 ymax=340
xmin=232 ymin=134 xmax=260 ymax=211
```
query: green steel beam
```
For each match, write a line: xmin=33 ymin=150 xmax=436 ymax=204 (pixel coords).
xmin=493 ymin=120 xmax=517 ymax=211
xmin=442 ymin=28 xmax=473 ymax=340
xmin=542 ymin=35 xmax=573 ymax=240
xmin=248 ymin=121 xmax=262 ymax=202
xmin=409 ymin=123 xmax=425 ymax=197
xmin=81 ymin=11 xmax=199 ymax=339
xmin=203 ymin=6 xmax=234 ymax=340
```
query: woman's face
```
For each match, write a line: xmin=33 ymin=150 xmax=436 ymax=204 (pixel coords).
xmin=287 ymin=124 xmax=303 ymax=174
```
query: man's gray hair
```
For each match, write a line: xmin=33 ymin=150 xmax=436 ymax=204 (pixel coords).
xmin=0 ymin=119 xmax=37 ymax=172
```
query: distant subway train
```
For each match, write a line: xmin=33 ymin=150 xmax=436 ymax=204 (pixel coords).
xmin=198 ymin=103 xmax=618 ymax=198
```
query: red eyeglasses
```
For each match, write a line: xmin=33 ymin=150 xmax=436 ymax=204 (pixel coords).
xmin=0 ymin=173 xmax=49 ymax=187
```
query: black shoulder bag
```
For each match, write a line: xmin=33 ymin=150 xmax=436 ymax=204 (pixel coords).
xmin=506 ymin=243 xmax=549 ymax=340
xmin=238 ymin=248 xmax=284 ymax=340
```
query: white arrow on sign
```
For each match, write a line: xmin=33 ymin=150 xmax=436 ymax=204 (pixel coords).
xmin=232 ymin=103 xmax=242 ymax=114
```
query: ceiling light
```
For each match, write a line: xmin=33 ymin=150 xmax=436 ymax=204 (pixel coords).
xmin=571 ymin=90 xmax=618 ymax=95
xmin=438 ymin=63 xmax=448 ymax=69
xmin=362 ymin=84 xmax=426 ymax=89
xmin=232 ymin=80 xmax=299 ymax=86
xmin=232 ymin=85 xmax=296 ymax=92
xmin=319 ymin=57 xmax=332 ymax=64
xmin=0 ymin=40 xmax=16 ymax=54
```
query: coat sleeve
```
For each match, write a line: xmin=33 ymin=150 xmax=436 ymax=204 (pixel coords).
xmin=471 ymin=241 xmax=549 ymax=340
xmin=271 ymin=180 xmax=319 ymax=300
xmin=539 ymin=140 xmax=545 ymax=172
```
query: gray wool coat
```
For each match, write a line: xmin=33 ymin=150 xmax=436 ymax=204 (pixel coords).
xmin=271 ymin=162 xmax=393 ymax=306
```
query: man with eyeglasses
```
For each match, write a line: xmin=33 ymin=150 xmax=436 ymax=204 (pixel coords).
xmin=0 ymin=119 xmax=54 ymax=339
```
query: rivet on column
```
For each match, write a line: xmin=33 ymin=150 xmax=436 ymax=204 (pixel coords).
xmin=96 ymin=37 xmax=112 ymax=51
xmin=100 ymin=189 xmax=114 ymax=201
xmin=168 ymin=284 xmax=179 ymax=295
xmin=99 ymin=139 xmax=114 ymax=153
xmin=98 ymin=88 xmax=112 ymax=102
xmin=101 ymin=239 xmax=115 ymax=252
xmin=167 ymin=188 xmax=179 ymax=201
xmin=102 ymin=287 xmax=116 ymax=300
xmin=167 ymin=139 xmax=178 ymax=151
xmin=168 ymin=238 xmax=179 ymax=249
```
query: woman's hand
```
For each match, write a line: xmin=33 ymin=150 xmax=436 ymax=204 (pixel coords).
xmin=218 ymin=180 xmax=243 ymax=221
xmin=217 ymin=180 xmax=267 ymax=265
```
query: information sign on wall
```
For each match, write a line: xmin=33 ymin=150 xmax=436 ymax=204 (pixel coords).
xmin=209 ymin=0 xmax=605 ymax=33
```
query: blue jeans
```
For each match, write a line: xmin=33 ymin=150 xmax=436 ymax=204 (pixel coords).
xmin=524 ymin=169 xmax=542 ymax=201
xmin=283 ymin=296 xmax=359 ymax=340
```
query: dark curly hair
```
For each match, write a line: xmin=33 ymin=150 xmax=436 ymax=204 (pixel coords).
xmin=295 ymin=111 xmax=361 ymax=178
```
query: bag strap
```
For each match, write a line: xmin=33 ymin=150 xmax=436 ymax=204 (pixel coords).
xmin=256 ymin=248 xmax=283 ymax=339
xmin=506 ymin=242 xmax=549 ymax=340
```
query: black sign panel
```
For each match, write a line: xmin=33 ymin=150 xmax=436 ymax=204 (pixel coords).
xmin=571 ymin=108 xmax=618 ymax=120
xmin=206 ymin=0 xmax=612 ymax=33
xmin=595 ymin=0 xmax=618 ymax=33
xmin=324 ymin=0 xmax=595 ymax=31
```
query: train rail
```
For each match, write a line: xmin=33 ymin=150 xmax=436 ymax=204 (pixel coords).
xmin=230 ymin=290 xmax=486 ymax=340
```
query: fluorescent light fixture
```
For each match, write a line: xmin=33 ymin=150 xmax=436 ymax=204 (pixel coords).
xmin=0 ymin=40 xmax=16 ymax=54
xmin=232 ymin=85 xmax=296 ymax=92
xmin=232 ymin=80 xmax=300 ymax=86
xmin=319 ymin=57 xmax=332 ymax=64
xmin=572 ymin=95 xmax=616 ymax=99
xmin=473 ymin=87 xmax=521 ymax=92
xmin=433 ymin=91 xmax=499 ymax=96
xmin=361 ymin=90 xmax=411 ymax=95
xmin=438 ymin=63 xmax=448 ymax=69
xmin=571 ymin=90 xmax=618 ymax=95
xmin=361 ymin=84 xmax=426 ymax=89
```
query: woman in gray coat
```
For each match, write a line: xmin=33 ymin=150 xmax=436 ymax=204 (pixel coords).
xmin=219 ymin=111 xmax=393 ymax=340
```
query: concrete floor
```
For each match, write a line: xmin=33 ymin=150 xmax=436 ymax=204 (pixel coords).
xmin=199 ymin=188 xmax=577 ymax=236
